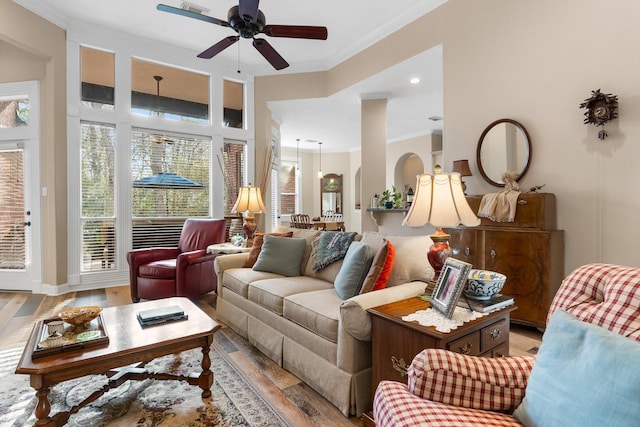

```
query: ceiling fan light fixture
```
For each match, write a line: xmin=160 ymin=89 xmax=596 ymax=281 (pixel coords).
xmin=180 ymin=1 xmax=209 ymax=15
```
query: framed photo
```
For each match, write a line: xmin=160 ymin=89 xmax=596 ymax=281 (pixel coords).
xmin=430 ymin=258 xmax=472 ymax=318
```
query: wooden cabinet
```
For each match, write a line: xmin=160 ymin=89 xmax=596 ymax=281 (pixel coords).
xmin=446 ymin=193 xmax=564 ymax=328
xmin=368 ymin=297 xmax=515 ymax=394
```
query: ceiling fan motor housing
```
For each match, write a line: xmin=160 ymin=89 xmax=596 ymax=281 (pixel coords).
xmin=227 ymin=6 xmax=265 ymax=38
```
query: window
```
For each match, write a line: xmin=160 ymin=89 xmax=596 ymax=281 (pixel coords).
xmin=131 ymin=59 xmax=209 ymax=124
xmin=222 ymin=139 xmax=247 ymax=215
xmin=131 ymin=130 xmax=211 ymax=249
xmin=80 ymin=47 xmax=114 ymax=110
xmin=280 ymin=160 xmax=297 ymax=215
xmin=80 ymin=123 xmax=116 ymax=271
xmin=0 ymin=96 xmax=29 ymax=127
xmin=223 ymin=80 xmax=244 ymax=128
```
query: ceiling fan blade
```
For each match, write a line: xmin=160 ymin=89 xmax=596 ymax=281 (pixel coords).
xmin=253 ymin=38 xmax=289 ymax=70
xmin=263 ymin=25 xmax=328 ymax=40
xmin=239 ymin=0 xmax=260 ymax=23
xmin=197 ymin=36 xmax=239 ymax=59
xmin=157 ymin=4 xmax=228 ymax=27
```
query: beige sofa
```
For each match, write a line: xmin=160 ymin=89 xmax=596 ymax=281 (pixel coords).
xmin=214 ymin=226 xmax=433 ymax=416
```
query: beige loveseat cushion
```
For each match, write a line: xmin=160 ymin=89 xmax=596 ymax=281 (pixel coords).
xmin=284 ymin=288 xmax=342 ymax=343
xmin=248 ymin=276 xmax=333 ymax=315
xmin=361 ymin=232 xmax=434 ymax=287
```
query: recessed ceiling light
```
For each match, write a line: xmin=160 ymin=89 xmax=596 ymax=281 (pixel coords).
xmin=428 ymin=116 xmax=443 ymax=121
xmin=409 ymin=77 xmax=421 ymax=85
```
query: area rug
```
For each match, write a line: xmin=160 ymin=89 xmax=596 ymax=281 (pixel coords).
xmin=0 ymin=342 xmax=291 ymax=427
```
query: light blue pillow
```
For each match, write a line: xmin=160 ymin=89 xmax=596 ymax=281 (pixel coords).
xmin=513 ymin=309 xmax=640 ymax=427
xmin=333 ymin=241 xmax=373 ymax=299
xmin=252 ymin=235 xmax=306 ymax=277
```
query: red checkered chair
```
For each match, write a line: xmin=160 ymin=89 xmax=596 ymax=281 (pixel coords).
xmin=373 ymin=263 xmax=640 ymax=426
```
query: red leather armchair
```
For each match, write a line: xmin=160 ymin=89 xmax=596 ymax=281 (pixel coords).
xmin=127 ymin=218 xmax=227 ymax=302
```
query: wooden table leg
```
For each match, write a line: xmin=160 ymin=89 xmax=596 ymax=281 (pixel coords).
xmin=34 ymin=386 xmax=56 ymax=427
xmin=199 ymin=344 xmax=213 ymax=398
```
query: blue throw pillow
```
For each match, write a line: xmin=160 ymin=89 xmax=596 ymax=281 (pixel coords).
xmin=252 ymin=235 xmax=306 ymax=277
xmin=513 ymin=309 xmax=640 ymax=427
xmin=333 ymin=241 xmax=373 ymax=299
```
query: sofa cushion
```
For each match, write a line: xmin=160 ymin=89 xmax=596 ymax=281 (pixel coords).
xmin=222 ymin=268 xmax=283 ymax=298
xmin=284 ymin=288 xmax=342 ymax=343
xmin=334 ymin=241 xmax=374 ymax=299
xmin=361 ymin=232 xmax=434 ymax=287
xmin=253 ymin=235 xmax=306 ymax=277
xmin=360 ymin=240 xmax=395 ymax=294
xmin=248 ymin=276 xmax=334 ymax=316
xmin=513 ymin=309 xmax=640 ymax=427
xmin=243 ymin=231 xmax=293 ymax=268
xmin=313 ymin=231 xmax=357 ymax=272
xmin=274 ymin=226 xmax=322 ymax=272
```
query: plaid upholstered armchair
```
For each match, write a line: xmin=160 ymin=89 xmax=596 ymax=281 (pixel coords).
xmin=373 ymin=263 xmax=640 ymax=426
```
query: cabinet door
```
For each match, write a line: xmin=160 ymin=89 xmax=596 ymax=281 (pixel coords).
xmin=482 ymin=231 xmax=551 ymax=327
xmin=447 ymin=228 xmax=477 ymax=265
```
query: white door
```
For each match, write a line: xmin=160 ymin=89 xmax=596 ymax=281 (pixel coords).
xmin=0 ymin=82 xmax=41 ymax=291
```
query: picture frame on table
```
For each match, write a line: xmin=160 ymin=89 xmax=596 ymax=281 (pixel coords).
xmin=430 ymin=258 xmax=472 ymax=319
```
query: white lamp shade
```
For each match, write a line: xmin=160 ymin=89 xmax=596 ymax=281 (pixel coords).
xmin=403 ymin=172 xmax=480 ymax=228
xmin=232 ymin=185 xmax=266 ymax=214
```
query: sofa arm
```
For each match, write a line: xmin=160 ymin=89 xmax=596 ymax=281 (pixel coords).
xmin=340 ymin=281 xmax=427 ymax=341
xmin=408 ymin=349 xmax=536 ymax=413
xmin=214 ymin=252 xmax=249 ymax=273
xmin=214 ymin=253 xmax=250 ymax=295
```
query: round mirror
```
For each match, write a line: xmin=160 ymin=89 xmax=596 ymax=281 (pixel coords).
xmin=476 ymin=119 xmax=532 ymax=187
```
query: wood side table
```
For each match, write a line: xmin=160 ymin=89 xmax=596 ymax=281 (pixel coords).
xmin=368 ymin=296 xmax=516 ymax=397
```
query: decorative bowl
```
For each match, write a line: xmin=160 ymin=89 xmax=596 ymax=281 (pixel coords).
xmin=59 ymin=306 xmax=102 ymax=331
xmin=466 ymin=270 xmax=507 ymax=300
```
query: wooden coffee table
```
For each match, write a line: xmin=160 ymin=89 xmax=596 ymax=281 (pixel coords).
xmin=15 ymin=297 xmax=221 ymax=427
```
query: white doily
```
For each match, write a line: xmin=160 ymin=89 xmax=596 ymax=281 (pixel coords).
xmin=402 ymin=306 xmax=488 ymax=333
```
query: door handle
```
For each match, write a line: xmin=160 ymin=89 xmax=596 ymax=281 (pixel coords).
xmin=24 ymin=221 xmax=31 ymax=227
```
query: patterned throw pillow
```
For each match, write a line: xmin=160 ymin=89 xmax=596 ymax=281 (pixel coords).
xmin=313 ymin=231 xmax=357 ymax=272
xmin=360 ymin=240 xmax=395 ymax=294
xmin=243 ymin=231 xmax=293 ymax=268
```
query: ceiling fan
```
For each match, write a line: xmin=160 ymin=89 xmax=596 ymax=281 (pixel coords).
xmin=157 ymin=0 xmax=328 ymax=70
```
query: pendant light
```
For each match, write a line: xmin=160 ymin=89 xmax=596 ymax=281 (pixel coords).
xmin=317 ymin=141 xmax=323 ymax=179
xmin=295 ymin=138 xmax=301 ymax=176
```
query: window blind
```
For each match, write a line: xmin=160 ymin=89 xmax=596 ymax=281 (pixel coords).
xmin=0 ymin=147 xmax=25 ymax=270
xmin=80 ymin=122 xmax=116 ymax=271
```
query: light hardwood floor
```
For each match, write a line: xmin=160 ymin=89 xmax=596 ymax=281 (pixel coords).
xmin=0 ymin=286 xmax=542 ymax=426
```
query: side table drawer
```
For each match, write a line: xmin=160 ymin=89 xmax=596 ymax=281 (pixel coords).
xmin=481 ymin=319 xmax=508 ymax=353
xmin=447 ymin=331 xmax=481 ymax=356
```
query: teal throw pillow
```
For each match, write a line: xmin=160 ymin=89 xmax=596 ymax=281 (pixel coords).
xmin=333 ymin=241 xmax=374 ymax=299
xmin=253 ymin=235 xmax=306 ymax=277
xmin=513 ymin=309 xmax=640 ymax=427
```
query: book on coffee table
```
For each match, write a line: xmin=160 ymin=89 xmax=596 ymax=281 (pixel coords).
xmin=457 ymin=294 xmax=514 ymax=313
xmin=137 ymin=305 xmax=188 ymax=326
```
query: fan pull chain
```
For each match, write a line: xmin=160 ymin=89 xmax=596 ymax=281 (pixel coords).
xmin=237 ymin=41 xmax=241 ymax=74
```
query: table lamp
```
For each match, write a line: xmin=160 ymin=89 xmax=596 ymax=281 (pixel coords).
xmin=403 ymin=166 xmax=480 ymax=282
xmin=231 ymin=183 xmax=266 ymax=247
xmin=452 ymin=159 xmax=472 ymax=195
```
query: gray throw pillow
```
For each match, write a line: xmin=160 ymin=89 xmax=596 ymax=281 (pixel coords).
xmin=252 ymin=235 xmax=306 ymax=277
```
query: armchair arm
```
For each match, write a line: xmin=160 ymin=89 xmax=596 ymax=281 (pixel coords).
xmin=340 ymin=281 xmax=427 ymax=341
xmin=408 ymin=349 xmax=535 ymax=412
xmin=374 ymin=380 xmax=521 ymax=427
